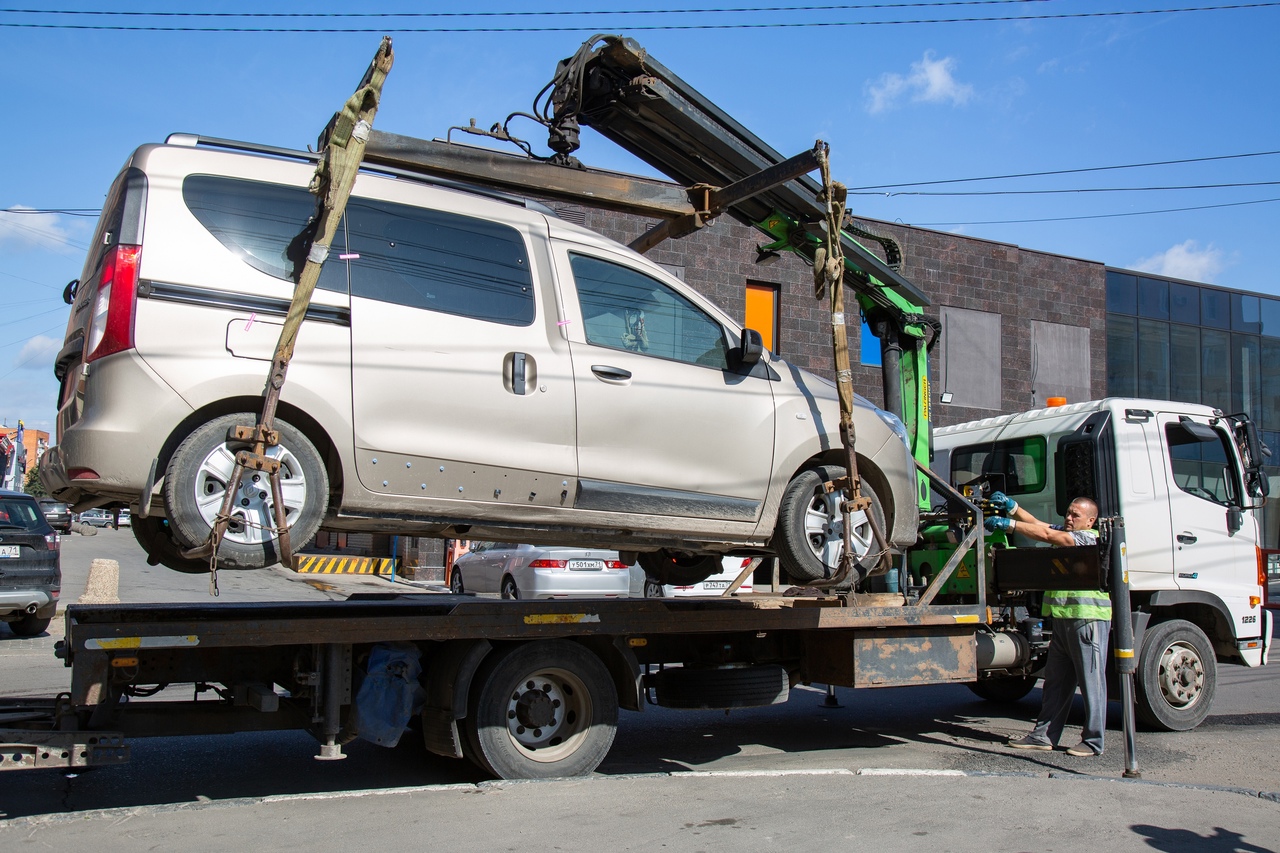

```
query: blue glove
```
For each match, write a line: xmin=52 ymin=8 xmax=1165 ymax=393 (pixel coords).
xmin=989 ymin=491 xmax=1019 ymax=514
xmin=985 ymin=516 xmax=1015 ymax=533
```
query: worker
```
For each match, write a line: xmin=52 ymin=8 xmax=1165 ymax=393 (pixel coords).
xmin=986 ymin=493 xmax=1110 ymax=757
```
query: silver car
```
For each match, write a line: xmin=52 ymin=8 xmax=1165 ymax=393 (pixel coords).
xmin=43 ymin=135 xmax=920 ymax=587
xmin=449 ymin=543 xmax=631 ymax=600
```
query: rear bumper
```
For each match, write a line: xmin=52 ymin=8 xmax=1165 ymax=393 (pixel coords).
xmin=0 ymin=590 xmax=57 ymax=619
xmin=524 ymin=568 xmax=631 ymax=598
xmin=46 ymin=351 xmax=193 ymax=505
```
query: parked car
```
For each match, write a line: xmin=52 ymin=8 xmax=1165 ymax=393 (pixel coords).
xmin=36 ymin=498 xmax=73 ymax=534
xmin=450 ymin=543 xmax=631 ymax=600
xmin=42 ymin=134 xmax=919 ymax=583
xmin=631 ymin=557 xmax=756 ymax=598
xmin=0 ymin=489 xmax=62 ymax=637
xmin=117 ymin=508 xmax=131 ymax=528
xmin=77 ymin=509 xmax=114 ymax=528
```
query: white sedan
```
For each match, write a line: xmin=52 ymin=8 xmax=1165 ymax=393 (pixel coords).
xmin=449 ymin=543 xmax=631 ymax=600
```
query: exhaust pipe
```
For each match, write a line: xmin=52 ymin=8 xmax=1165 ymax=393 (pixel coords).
xmin=25 ymin=602 xmax=39 ymax=614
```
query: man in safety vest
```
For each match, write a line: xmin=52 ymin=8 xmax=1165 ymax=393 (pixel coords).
xmin=985 ymin=494 xmax=1110 ymax=757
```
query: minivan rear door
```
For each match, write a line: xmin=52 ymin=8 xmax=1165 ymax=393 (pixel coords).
xmin=346 ymin=193 xmax=577 ymax=503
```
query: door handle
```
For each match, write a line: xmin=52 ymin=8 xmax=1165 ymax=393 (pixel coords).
xmin=1176 ymin=532 xmax=1197 ymax=545
xmin=512 ymin=352 xmax=526 ymax=395
xmin=590 ymin=365 xmax=632 ymax=382
xmin=504 ymin=352 xmax=536 ymax=395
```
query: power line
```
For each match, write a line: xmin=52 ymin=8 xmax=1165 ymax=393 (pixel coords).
xmin=1 ymin=3 xmax=1276 ymax=32
xmin=915 ymin=195 xmax=1280 ymax=226
xmin=1 ymin=207 xmax=98 ymax=216
xmin=0 ymin=1 xmax=1051 ymax=18
xmin=854 ymin=180 xmax=1280 ymax=197
xmin=847 ymin=149 xmax=1280 ymax=190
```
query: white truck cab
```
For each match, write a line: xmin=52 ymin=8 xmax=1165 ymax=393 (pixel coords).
xmin=933 ymin=398 xmax=1272 ymax=729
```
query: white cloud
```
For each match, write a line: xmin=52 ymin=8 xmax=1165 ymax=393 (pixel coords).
xmin=17 ymin=335 xmax=60 ymax=372
xmin=866 ymin=52 xmax=974 ymax=114
xmin=0 ymin=207 xmax=77 ymax=253
xmin=1131 ymin=240 xmax=1226 ymax=283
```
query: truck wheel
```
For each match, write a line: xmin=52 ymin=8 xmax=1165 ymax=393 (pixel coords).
xmin=776 ymin=465 xmax=885 ymax=583
xmin=1135 ymin=619 xmax=1217 ymax=731
xmin=652 ymin=664 xmax=789 ymax=709
xmin=638 ymin=550 xmax=720 ymax=586
xmin=465 ymin=640 xmax=617 ymax=779
xmin=163 ymin=413 xmax=328 ymax=570
xmin=967 ymin=675 xmax=1038 ymax=704
xmin=8 ymin=614 xmax=52 ymax=637
xmin=132 ymin=516 xmax=211 ymax=574
xmin=449 ymin=569 xmax=465 ymax=594
xmin=501 ymin=576 xmax=520 ymax=600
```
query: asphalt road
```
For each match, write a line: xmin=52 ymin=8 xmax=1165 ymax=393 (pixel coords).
xmin=1 ymin=527 xmax=1278 ymax=850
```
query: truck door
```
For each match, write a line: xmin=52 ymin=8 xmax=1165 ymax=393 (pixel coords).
xmin=1157 ymin=413 xmax=1257 ymax=598
xmin=346 ymin=195 xmax=577 ymax=500
xmin=554 ymin=243 xmax=775 ymax=523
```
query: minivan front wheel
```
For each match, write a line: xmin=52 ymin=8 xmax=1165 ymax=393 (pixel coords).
xmin=775 ymin=465 xmax=885 ymax=583
xmin=163 ymin=413 xmax=328 ymax=570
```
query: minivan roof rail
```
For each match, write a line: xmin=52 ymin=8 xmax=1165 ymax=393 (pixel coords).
xmin=163 ymin=133 xmax=557 ymax=217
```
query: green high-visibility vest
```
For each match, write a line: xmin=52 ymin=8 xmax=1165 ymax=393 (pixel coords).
xmin=1043 ymin=528 xmax=1111 ymax=620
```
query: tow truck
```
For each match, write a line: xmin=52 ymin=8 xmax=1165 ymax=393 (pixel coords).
xmin=1 ymin=37 xmax=1269 ymax=780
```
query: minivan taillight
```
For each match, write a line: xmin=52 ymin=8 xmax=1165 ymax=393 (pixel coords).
xmin=84 ymin=244 xmax=141 ymax=363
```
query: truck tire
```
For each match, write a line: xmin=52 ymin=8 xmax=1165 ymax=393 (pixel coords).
xmin=776 ymin=466 xmax=885 ymax=583
xmin=465 ymin=640 xmax=617 ymax=779
xmin=638 ymin=550 xmax=720 ymax=586
xmin=967 ymin=675 xmax=1038 ymax=704
xmin=8 ymin=613 xmax=52 ymax=637
xmin=163 ymin=413 xmax=328 ymax=570
xmin=132 ymin=516 xmax=212 ymax=574
xmin=652 ymin=664 xmax=789 ymax=709
xmin=1135 ymin=619 xmax=1217 ymax=732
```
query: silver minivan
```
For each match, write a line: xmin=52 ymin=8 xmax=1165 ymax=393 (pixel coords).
xmin=44 ymin=135 xmax=919 ymax=584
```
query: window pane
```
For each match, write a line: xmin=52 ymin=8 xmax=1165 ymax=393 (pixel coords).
xmin=1169 ymin=325 xmax=1201 ymax=406
xmin=860 ymin=318 xmax=882 ymax=366
xmin=1201 ymin=289 xmax=1230 ymax=329
xmin=1201 ymin=329 xmax=1231 ymax=411
xmin=1137 ymin=277 xmax=1169 ymax=319
xmin=1261 ymin=298 xmax=1280 ymax=339
xmin=182 ymin=175 xmax=348 ymax=293
xmin=1106 ymin=271 xmax=1137 ymax=314
xmin=1106 ymin=314 xmax=1136 ymax=396
xmin=950 ymin=436 xmax=1048 ymax=496
xmin=1169 ymin=282 xmax=1200 ymax=325
xmin=344 ymin=198 xmax=534 ymax=326
xmin=570 ymin=254 xmax=729 ymax=369
xmin=1232 ymin=294 xmax=1261 ymax=333
xmin=1165 ymin=423 xmax=1237 ymax=506
xmin=1261 ymin=342 xmax=1280 ymax=432
xmin=1232 ymin=334 xmax=1261 ymax=416
xmin=1137 ymin=319 xmax=1169 ymax=399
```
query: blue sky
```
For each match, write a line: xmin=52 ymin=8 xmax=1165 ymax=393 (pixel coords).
xmin=2 ymin=1 xmax=1278 ymax=436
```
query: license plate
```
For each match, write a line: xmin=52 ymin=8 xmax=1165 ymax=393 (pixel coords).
xmin=703 ymin=580 xmax=730 ymax=589
xmin=0 ymin=545 xmax=19 ymax=558
xmin=568 ymin=559 xmax=604 ymax=571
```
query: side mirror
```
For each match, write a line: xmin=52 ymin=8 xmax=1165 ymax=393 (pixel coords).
xmin=1227 ymin=508 xmax=1244 ymax=535
xmin=739 ymin=328 xmax=764 ymax=367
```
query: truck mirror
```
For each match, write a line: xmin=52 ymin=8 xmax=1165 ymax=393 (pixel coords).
xmin=738 ymin=328 xmax=764 ymax=366
xmin=1177 ymin=417 xmax=1218 ymax=443
xmin=1248 ymin=470 xmax=1270 ymax=499
xmin=1227 ymin=508 xmax=1244 ymax=535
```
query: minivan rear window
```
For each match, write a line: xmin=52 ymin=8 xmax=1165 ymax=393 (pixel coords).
xmin=182 ymin=175 xmax=347 ymax=292
xmin=344 ymin=198 xmax=535 ymax=327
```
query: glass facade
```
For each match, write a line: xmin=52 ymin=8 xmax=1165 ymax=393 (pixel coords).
xmin=1105 ymin=269 xmax=1280 ymax=548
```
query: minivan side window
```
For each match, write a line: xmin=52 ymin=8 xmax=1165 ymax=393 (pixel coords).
xmin=950 ymin=436 xmax=1048 ymax=496
xmin=182 ymin=176 xmax=348 ymax=293
xmin=1165 ymin=424 xmax=1239 ymax=506
xmin=344 ymin=198 xmax=535 ymax=327
xmin=569 ymin=253 xmax=729 ymax=369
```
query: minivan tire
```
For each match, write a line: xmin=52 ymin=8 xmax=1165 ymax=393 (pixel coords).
xmin=132 ymin=516 xmax=213 ymax=574
xmin=775 ymin=465 xmax=885 ymax=583
xmin=638 ymin=550 xmax=721 ymax=586
xmin=163 ymin=413 xmax=328 ymax=570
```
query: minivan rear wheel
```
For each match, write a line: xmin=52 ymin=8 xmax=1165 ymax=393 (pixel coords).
xmin=163 ymin=413 xmax=328 ymax=570
xmin=638 ymin=550 xmax=720 ymax=586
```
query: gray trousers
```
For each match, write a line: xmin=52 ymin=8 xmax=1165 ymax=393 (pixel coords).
xmin=1029 ymin=617 xmax=1110 ymax=754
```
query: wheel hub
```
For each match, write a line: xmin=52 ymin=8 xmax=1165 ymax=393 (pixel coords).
xmin=1158 ymin=643 xmax=1204 ymax=708
xmin=514 ymin=685 xmax=557 ymax=729
xmin=505 ymin=674 xmax=581 ymax=752
xmin=194 ymin=443 xmax=305 ymax=546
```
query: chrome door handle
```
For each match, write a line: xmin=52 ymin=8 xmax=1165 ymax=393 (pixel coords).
xmin=1176 ymin=532 xmax=1197 ymax=545
xmin=590 ymin=365 xmax=632 ymax=381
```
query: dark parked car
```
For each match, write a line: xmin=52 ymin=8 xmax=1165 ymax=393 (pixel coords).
xmin=37 ymin=498 xmax=73 ymax=533
xmin=0 ymin=490 xmax=61 ymax=637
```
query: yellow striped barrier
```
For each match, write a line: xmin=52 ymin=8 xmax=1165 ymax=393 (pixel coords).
xmin=293 ymin=555 xmax=397 ymax=575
